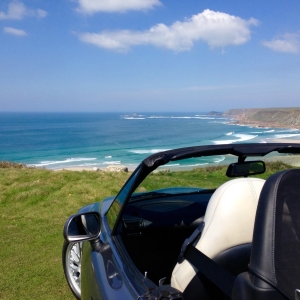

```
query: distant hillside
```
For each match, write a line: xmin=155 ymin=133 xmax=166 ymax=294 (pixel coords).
xmin=223 ymin=108 xmax=300 ymax=129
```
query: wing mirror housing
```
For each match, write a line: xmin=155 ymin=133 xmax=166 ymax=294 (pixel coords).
xmin=63 ymin=211 xmax=101 ymax=243
xmin=226 ymin=160 xmax=266 ymax=177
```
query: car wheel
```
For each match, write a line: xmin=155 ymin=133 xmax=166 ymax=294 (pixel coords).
xmin=62 ymin=241 xmax=82 ymax=300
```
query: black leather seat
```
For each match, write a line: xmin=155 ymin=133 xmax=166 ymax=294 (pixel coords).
xmin=232 ymin=169 xmax=300 ymax=300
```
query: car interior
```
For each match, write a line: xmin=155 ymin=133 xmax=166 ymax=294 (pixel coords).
xmin=232 ymin=168 xmax=300 ymax=300
xmin=119 ymin=158 xmax=280 ymax=299
xmin=171 ymin=177 xmax=265 ymax=299
xmin=122 ymin=188 xmax=211 ymax=285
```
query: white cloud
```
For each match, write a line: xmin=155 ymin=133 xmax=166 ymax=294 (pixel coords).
xmin=76 ymin=0 xmax=162 ymax=14
xmin=36 ymin=9 xmax=47 ymax=18
xmin=262 ymin=33 xmax=299 ymax=53
xmin=3 ymin=26 xmax=27 ymax=36
xmin=0 ymin=1 xmax=47 ymax=20
xmin=77 ymin=9 xmax=258 ymax=52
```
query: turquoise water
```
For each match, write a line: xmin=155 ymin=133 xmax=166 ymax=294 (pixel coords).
xmin=1 ymin=112 xmax=299 ymax=169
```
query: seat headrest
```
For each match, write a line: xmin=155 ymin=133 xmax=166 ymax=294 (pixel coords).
xmin=197 ymin=178 xmax=265 ymax=259
xmin=249 ymin=169 xmax=300 ymax=299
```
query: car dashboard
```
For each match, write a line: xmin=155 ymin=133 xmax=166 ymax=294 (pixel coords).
xmin=121 ymin=189 xmax=214 ymax=284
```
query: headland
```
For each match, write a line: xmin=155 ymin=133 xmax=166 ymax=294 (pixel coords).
xmin=223 ymin=107 xmax=300 ymax=129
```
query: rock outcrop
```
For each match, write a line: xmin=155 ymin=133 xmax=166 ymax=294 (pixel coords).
xmin=223 ymin=108 xmax=300 ymax=129
xmin=104 ymin=165 xmax=128 ymax=172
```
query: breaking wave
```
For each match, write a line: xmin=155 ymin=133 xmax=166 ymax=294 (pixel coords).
xmin=29 ymin=157 xmax=97 ymax=167
xmin=102 ymin=161 xmax=121 ymax=165
xmin=129 ymin=149 xmax=170 ymax=154
xmin=123 ymin=117 xmax=146 ymax=120
xmin=213 ymin=156 xmax=225 ymax=163
xmin=273 ymin=133 xmax=300 ymax=139
xmin=213 ymin=134 xmax=257 ymax=145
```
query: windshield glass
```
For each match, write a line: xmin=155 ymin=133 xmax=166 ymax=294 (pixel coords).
xmin=107 ymin=150 xmax=300 ymax=228
xmin=130 ymin=151 xmax=300 ymax=201
xmin=106 ymin=168 xmax=141 ymax=230
xmin=129 ymin=165 xmax=227 ymax=203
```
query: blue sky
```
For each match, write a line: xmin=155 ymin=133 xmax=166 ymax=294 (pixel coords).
xmin=1 ymin=0 xmax=300 ymax=112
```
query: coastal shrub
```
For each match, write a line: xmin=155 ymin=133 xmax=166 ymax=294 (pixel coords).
xmin=0 ymin=161 xmax=28 ymax=168
xmin=265 ymin=160 xmax=293 ymax=172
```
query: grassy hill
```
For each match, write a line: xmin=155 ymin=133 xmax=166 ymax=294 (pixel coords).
xmin=0 ymin=162 xmax=294 ymax=299
xmin=223 ymin=107 xmax=300 ymax=128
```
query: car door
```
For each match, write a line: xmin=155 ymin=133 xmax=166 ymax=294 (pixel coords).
xmin=81 ymin=167 xmax=151 ymax=300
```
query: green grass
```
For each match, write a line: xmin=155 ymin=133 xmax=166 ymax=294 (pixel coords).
xmin=0 ymin=168 xmax=129 ymax=300
xmin=0 ymin=161 xmax=294 ymax=299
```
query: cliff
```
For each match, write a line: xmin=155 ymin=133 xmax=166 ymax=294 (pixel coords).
xmin=223 ymin=108 xmax=300 ymax=129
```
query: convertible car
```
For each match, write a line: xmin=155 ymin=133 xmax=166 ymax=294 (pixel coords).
xmin=62 ymin=143 xmax=300 ymax=300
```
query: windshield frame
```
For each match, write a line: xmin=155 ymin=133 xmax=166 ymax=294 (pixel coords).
xmin=105 ymin=165 xmax=145 ymax=233
xmin=105 ymin=143 xmax=300 ymax=234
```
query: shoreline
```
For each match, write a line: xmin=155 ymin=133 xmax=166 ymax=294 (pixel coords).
xmin=52 ymin=138 xmax=300 ymax=172
xmin=53 ymin=165 xmax=138 ymax=172
xmin=229 ymin=121 xmax=300 ymax=130
xmin=265 ymin=138 xmax=300 ymax=143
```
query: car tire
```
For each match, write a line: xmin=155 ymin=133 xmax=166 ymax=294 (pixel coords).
xmin=62 ymin=241 xmax=82 ymax=300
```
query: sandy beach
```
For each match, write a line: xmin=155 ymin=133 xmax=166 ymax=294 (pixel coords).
xmin=265 ymin=138 xmax=300 ymax=144
xmin=54 ymin=165 xmax=138 ymax=172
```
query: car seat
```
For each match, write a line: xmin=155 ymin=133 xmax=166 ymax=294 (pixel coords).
xmin=171 ymin=177 xmax=265 ymax=299
xmin=232 ymin=169 xmax=300 ymax=300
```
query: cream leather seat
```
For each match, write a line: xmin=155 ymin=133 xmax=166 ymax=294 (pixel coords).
xmin=171 ymin=177 xmax=265 ymax=297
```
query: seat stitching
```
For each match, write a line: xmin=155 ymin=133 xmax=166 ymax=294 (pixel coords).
xmin=202 ymin=179 xmax=262 ymax=239
xmin=247 ymin=180 xmax=257 ymax=206
xmin=172 ymin=272 xmax=181 ymax=291
xmin=249 ymin=266 xmax=290 ymax=298
xmin=271 ymin=171 xmax=286 ymax=285
xmin=201 ymin=182 xmax=233 ymax=239
xmin=248 ymin=266 xmax=277 ymax=286
xmin=247 ymin=178 xmax=264 ymax=207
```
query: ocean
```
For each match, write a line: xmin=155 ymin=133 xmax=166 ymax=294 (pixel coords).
xmin=1 ymin=112 xmax=300 ymax=170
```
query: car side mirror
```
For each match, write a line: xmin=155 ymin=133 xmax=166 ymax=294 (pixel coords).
xmin=63 ymin=211 xmax=101 ymax=243
xmin=226 ymin=160 xmax=266 ymax=177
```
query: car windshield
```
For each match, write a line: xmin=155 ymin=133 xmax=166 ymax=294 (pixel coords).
xmin=106 ymin=145 xmax=300 ymax=233
xmin=129 ymin=187 xmax=214 ymax=202
xmin=106 ymin=168 xmax=141 ymax=230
